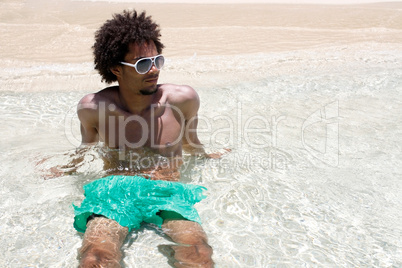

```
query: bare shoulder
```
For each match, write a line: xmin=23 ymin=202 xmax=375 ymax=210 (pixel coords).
xmin=78 ymin=86 xmax=118 ymax=108
xmin=161 ymin=84 xmax=199 ymax=105
xmin=77 ymin=86 xmax=118 ymax=122
xmin=78 ymin=93 xmax=97 ymax=109
xmin=160 ymin=84 xmax=200 ymax=118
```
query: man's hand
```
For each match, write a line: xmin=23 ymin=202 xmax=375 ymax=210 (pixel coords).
xmin=37 ymin=146 xmax=90 ymax=179
xmin=183 ymin=145 xmax=231 ymax=159
xmin=203 ymin=148 xmax=231 ymax=159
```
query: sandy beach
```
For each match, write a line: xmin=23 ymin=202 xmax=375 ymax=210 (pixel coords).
xmin=1 ymin=1 xmax=401 ymax=63
xmin=1 ymin=0 xmax=401 ymax=93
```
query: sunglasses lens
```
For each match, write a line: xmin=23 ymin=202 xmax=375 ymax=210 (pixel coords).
xmin=136 ymin=58 xmax=153 ymax=74
xmin=155 ymin=55 xmax=165 ymax=69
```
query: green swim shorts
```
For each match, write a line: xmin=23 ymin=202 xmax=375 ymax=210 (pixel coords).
xmin=73 ymin=175 xmax=207 ymax=233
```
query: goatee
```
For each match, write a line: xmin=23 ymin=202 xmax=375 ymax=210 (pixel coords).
xmin=140 ymin=86 xmax=158 ymax=95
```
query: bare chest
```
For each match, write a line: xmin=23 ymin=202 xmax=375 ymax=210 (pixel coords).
xmin=97 ymin=105 xmax=183 ymax=155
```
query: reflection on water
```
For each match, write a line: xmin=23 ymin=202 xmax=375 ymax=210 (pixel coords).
xmin=0 ymin=43 xmax=401 ymax=267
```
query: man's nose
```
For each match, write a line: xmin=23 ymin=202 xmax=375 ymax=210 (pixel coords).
xmin=148 ymin=63 xmax=158 ymax=73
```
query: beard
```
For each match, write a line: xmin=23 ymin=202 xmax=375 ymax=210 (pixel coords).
xmin=139 ymin=85 xmax=158 ymax=95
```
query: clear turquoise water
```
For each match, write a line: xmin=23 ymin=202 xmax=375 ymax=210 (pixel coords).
xmin=0 ymin=43 xmax=401 ymax=267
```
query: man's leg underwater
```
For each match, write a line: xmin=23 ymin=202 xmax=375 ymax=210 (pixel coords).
xmin=78 ymin=216 xmax=129 ymax=268
xmin=161 ymin=211 xmax=214 ymax=268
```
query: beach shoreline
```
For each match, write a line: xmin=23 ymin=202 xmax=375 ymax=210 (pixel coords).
xmin=0 ymin=0 xmax=401 ymax=92
xmin=1 ymin=1 xmax=401 ymax=62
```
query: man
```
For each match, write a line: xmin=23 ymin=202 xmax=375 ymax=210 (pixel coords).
xmin=73 ymin=10 xmax=214 ymax=267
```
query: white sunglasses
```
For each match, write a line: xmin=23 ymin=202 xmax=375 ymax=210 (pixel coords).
xmin=120 ymin=55 xmax=165 ymax=74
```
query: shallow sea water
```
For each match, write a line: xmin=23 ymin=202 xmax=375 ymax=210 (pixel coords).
xmin=1 ymin=42 xmax=401 ymax=267
xmin=1 ymin=1 xmax=402 ymax=267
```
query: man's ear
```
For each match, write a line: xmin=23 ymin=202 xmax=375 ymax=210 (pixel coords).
xmin=110 ymin=65 xmax=122 ymax=78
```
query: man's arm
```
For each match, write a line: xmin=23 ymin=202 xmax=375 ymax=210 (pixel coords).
xmin=181 ymin=89 xmax=204 ymax=154
xmin=183 ymin=114 xmax=228 ymax=159
xmin=42 ymin=95 xmax=100 ymax=178
xmin=175 ymin=85 xmax=226 ymax=159
xmin=56 ymin=95 xmax=100 ymax=172
xmin=182 ymin=114 xmax=208 ymax=156
xmin=77 ymin=94 xmax=100 ymax=146
xmin=175 ymin=85 xmax=205 ymax=155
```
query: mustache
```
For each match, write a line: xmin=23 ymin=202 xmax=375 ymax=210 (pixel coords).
xmin=144 ymin=74 xmax=159 ymax=80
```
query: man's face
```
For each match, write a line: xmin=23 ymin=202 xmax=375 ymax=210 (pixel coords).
xmin=121 ymin=41 xmax=160 ymax=95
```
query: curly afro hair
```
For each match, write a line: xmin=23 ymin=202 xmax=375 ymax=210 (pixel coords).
xmin=93 ymin=10 xmax=164 ymax=83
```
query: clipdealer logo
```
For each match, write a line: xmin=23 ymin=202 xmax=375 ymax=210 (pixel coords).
xmin=63 ymin=99 xmax=339 ymax=169
xmin=302 ymin=101 xmax=339 ymax=167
